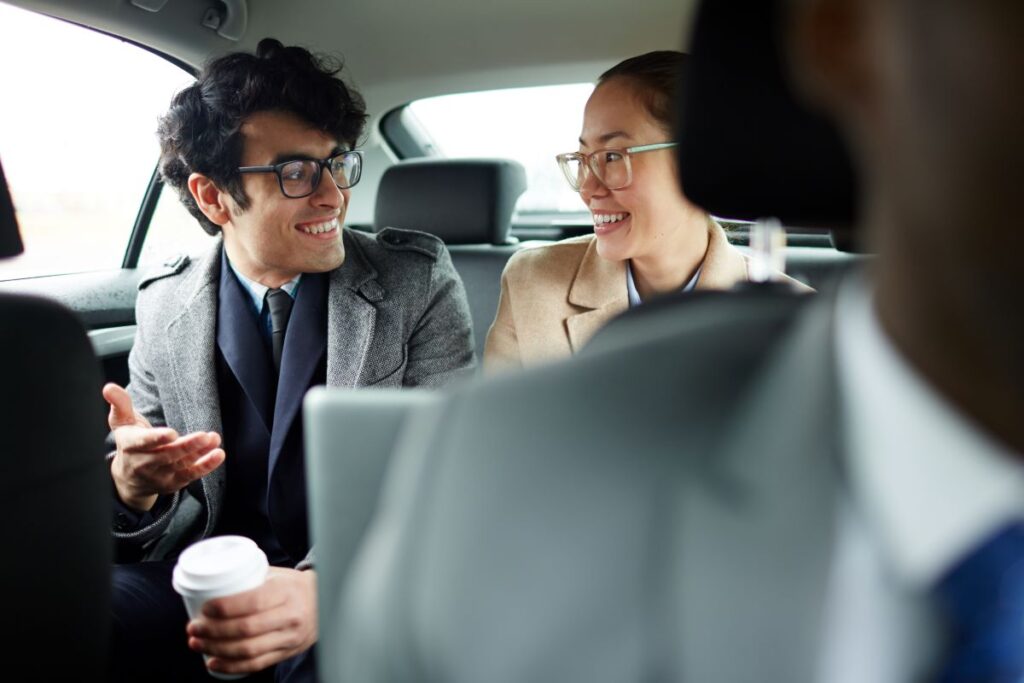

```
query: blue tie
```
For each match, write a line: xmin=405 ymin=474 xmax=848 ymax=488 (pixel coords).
xmin=932 ymin=521 xmax=1024 ymax=683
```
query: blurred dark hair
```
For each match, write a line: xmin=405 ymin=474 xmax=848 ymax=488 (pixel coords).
xmin=598 ymin=51 xmax=687 ymax=133
xmin=158 ymin=38 xmax=368 ymax=235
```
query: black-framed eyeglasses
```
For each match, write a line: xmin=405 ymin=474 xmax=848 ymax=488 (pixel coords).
xmin=237 ymin=150 xmax=363 ymax=198
xmin=555 ymin=142 xmax=678 ymax=191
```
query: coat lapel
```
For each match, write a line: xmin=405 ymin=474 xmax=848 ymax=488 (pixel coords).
xmin=163 ymin=242 xmax=227 ymax=530
xmin=565 ymin=238 xmax=628 ymax=352
xmin=695 ymin=218 xmax=750 ymax=291
xmin=267 ymin=271 xmax=328 ymax=476
xmin=565 ymin=220 xmax=746 ymax=352
xmin=164 ymin=244 xmax=224 ymax=437
xmin=265 ymin=231 xmax=382 ymax=503
xmin=217 ymin=252 xmax=274 ymax=433
xmin=673 ymin=293 xmax=843 ymax=682
xmin=325 ymin=230 xmax=382 ymax=388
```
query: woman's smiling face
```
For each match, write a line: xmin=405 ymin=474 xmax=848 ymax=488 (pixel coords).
xmin=577 ymin=77 xmax=697 ymax=263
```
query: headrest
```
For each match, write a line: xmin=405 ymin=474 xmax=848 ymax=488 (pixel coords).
xmin=0 ymin=159 xmax=24 ymax=258
xmin=677 ymin=0 xmax=858 ymax=231
xmin=374 ymin=158 xmax=527 ymax=245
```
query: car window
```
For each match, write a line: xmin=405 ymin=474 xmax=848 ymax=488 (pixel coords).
xmin=0 ymin=4 xmax=193 ymax=281
xmin=396 ymin=84 xmax=596 ymax=218
xmin=140 ymin=185 xmax=217 ymax=268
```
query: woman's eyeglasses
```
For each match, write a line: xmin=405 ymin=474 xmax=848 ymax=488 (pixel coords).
xmin=555 ymin=142 xmax=677 ymax=191
xmin=238 ymin=150 xmax=363 ymax=198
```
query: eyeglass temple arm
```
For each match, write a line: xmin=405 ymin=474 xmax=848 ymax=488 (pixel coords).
xmin=624 ymin=142 xmax=679 ymax=153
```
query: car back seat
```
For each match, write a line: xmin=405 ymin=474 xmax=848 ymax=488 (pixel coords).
xmin=783 ymin=246 xmax=865 ymax=289
xmin=374 ymin=158 xmax=527 ymax=362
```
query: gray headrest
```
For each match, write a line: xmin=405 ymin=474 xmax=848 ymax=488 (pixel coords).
xmin=374 ymin=158 xmax=527 ymax=245
xmin=0 ymin=159 xmax=24 ymax=258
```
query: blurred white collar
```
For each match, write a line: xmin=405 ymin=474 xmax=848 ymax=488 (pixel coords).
xmin=834 ymin=275 xmax=1024 ymax=586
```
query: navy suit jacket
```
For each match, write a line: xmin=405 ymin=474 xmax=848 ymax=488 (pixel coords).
xmin=215 ymin=256 xmax=328 ymax=564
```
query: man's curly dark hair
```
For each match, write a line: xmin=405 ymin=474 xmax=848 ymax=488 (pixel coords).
xmin=158 ymin=38 xmax=368 ymax=235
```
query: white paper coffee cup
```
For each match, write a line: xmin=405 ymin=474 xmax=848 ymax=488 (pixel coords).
xmin=172 ymin=535 xmax=269 ymax=680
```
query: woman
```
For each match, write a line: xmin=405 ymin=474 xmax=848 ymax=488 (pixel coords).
xmin=484 ymin=51 xmax=809 ymax=372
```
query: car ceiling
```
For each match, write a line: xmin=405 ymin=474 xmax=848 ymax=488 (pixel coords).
xmin=4 ymin=0 xmax=697 ymax=114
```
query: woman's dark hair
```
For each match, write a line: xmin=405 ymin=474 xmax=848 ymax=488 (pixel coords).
xmin=597 ymin=51 xmax=688 ymax=133
xmin=158 ymin=38 xmax=368 ymax=235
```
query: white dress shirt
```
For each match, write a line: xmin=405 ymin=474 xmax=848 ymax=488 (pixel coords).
xmin=226 ymin=257 xmax=301 ymax=340
xmin=625 ymin=261 xmax=702 ymax=308
xmin=819 ymin=276 xmax=1024 ymax=683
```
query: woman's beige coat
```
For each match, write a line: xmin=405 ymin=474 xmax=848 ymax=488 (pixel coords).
xmin=483 ymin=220 xmax=809 ymax=372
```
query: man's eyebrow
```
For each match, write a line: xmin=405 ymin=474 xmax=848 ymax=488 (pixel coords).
xmin=578 ymin=131 xmax=632 ymax=148
xmin=269 ymin=147 xmax=344 ymax=165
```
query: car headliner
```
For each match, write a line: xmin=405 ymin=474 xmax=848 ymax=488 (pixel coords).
xmin=3 ymin=0 xmax=696 ymax=121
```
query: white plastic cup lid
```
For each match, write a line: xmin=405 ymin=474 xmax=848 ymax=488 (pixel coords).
xmin=172 ymin=535 xmax=269 ymax=597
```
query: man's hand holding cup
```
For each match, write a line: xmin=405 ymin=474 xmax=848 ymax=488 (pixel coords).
xmin=175 ymin=539 xmax=318 ymax=678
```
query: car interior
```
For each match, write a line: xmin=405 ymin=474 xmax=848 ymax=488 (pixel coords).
xmin=306 ymin=3 xmax=858 ymax=680
xmin=0 ymin=0 xmax=867 ymax=384
xmin=0 ymin=0 xmax=870 ymax=677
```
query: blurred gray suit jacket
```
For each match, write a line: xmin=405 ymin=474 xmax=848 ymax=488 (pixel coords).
xmin=338 ymin=287 xmax=844 ymax=683
xmin=112 ymin=227 xmax=475 ymax=565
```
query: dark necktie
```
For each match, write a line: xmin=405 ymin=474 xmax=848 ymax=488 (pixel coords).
xmin=265 ymin=287 xmax=293 ymax=373
xmin=932 ymin=521 xmax=1024 ymax=683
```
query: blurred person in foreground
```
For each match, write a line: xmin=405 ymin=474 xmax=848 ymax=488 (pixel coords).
xmin=337 ymin=0 xmax=1024 ymax=681
xmin=483 ymin=51 xmax=809 ymax=373
xmin=103 ymin=38 xmax=474 ymax=682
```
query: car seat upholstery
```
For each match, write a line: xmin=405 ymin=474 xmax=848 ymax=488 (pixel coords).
xmin=780 ymin=246 xmax=862 ymax=289
xmin=0 ymin=159 xmax=111 ymax=676
xmin=374 ymin=158 xmax=527 ymax=361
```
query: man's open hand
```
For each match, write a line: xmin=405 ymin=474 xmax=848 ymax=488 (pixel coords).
xmin=104 ymin=382 xmax=225 ymax=511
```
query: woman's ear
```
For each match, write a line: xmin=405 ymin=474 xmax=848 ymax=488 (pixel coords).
xmin=187 ymin=173 xmax=233 ymax=227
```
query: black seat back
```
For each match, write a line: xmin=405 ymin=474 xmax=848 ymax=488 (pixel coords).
xmin=0 ymin=159 xmax=110 ymax=673
xmin=678 ymin=0 xmax=858 ymax=231
xmin=374 ymin=158 xmax=527 ymax=361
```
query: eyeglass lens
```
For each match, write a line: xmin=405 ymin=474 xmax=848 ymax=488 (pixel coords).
xmin=279 ymin=153 xmax=361 ymax=197
xmin=560 ymin=151 xmax=630 ymax=191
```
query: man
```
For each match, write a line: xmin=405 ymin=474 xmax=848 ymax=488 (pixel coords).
xmin=337 ymin=0 xmax=1024 ymax=681
xmin=106 ymin=38 xmax=474 ymax=681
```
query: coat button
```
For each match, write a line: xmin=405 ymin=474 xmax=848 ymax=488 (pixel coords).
xmin=114 ymin=512 xmax=130 ymax=530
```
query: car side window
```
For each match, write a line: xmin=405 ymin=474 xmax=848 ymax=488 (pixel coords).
xmin=140 ymin=186 xmax=217 ymax=268
xmin=0 ymin=4 xmax=193 ymax=280
xmin=399 ymin=84 xmax=595 ymax=217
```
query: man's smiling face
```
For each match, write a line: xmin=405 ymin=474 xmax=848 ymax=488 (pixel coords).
xmin=220 ymin=110 xmax=349 ymax=287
